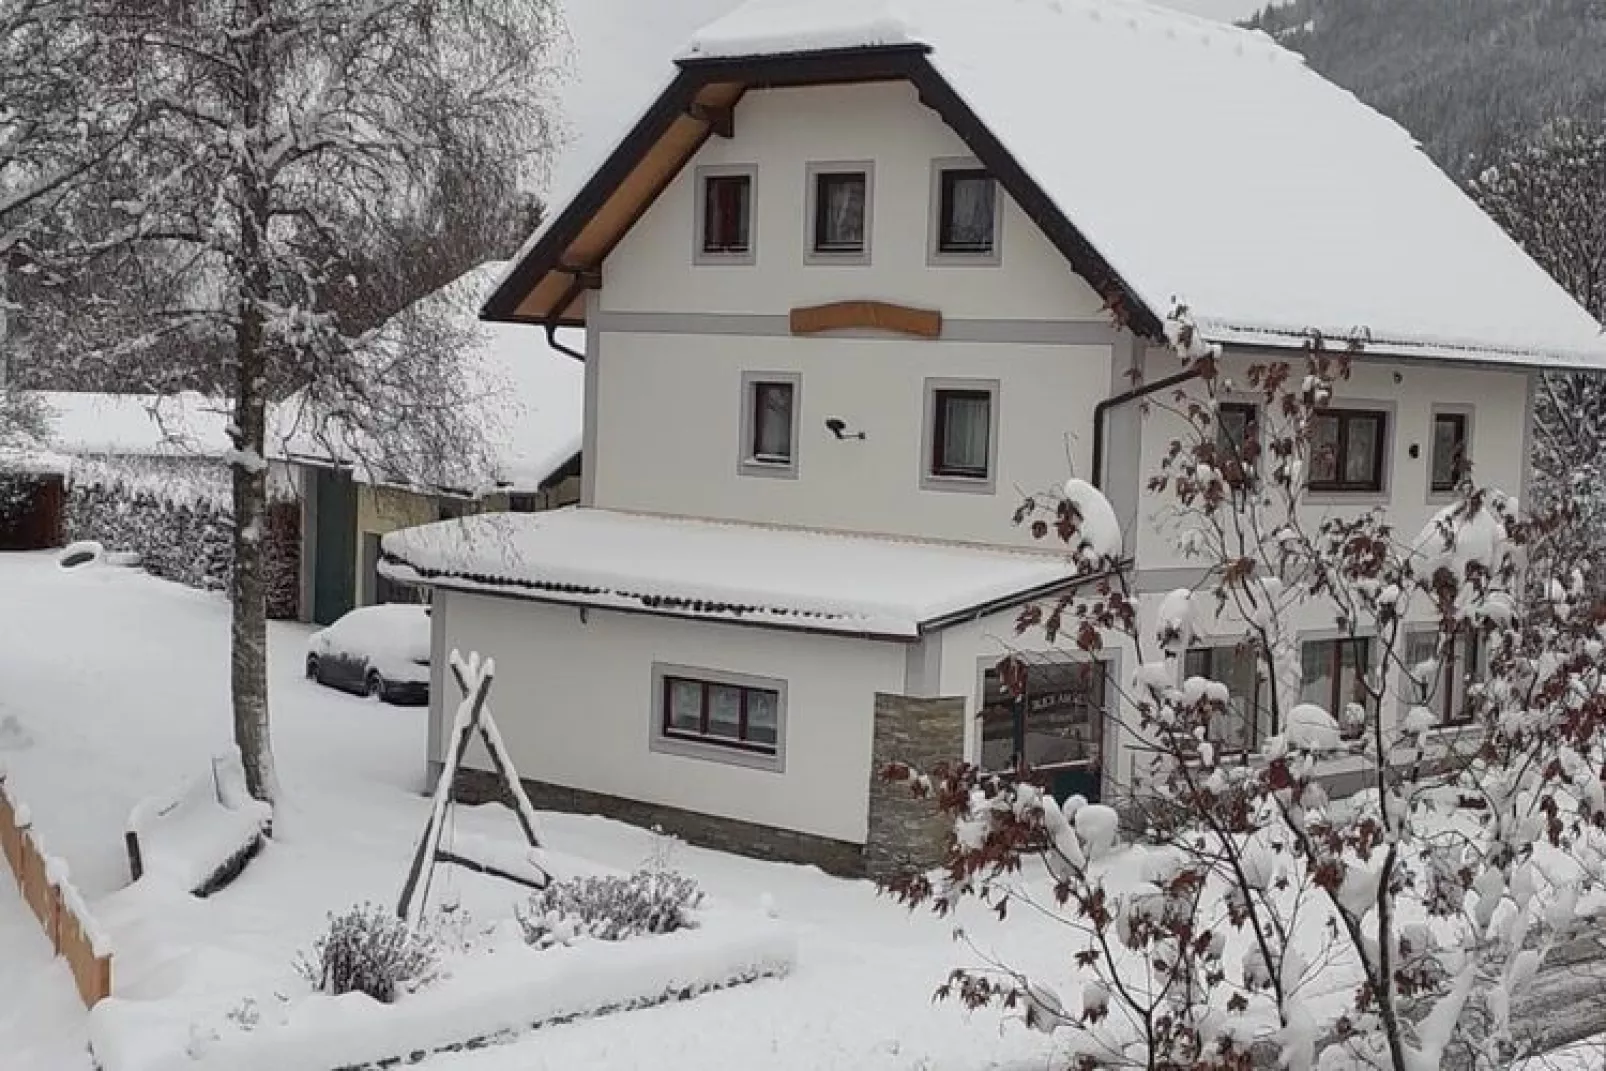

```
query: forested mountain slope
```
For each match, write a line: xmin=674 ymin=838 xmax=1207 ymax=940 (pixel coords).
xmin=1245 ymin=0 xmax=1606 ymax=176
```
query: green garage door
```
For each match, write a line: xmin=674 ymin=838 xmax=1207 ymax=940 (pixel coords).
xmin=312 ymin=468 xmax=357 ymax=625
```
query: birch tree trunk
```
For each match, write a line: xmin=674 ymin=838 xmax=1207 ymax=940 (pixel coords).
xmin=230 ymin=10 xmax=276 ymax=805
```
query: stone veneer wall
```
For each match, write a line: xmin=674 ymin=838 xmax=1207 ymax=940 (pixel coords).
xmin=864 ymin=693 xmax=965 ymax=880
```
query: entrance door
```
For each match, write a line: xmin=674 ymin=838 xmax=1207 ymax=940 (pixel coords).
xmin=312 ymin=468 xmax=357 ymax=625
xmin=980 ymin=658 xmax=1106 ymax=803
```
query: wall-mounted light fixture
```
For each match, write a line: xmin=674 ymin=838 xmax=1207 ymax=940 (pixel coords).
xmin=825 ymin=418 xmax=867 ymax=441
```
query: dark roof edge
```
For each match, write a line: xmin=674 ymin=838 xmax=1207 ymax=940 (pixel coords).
xmin=481 ymin=67 xmax=704 ymax=322
xmin=482 ymin=46 xmax=1161 ymax=339
xmin=917 ymin=564 xmax=1123 ymax=635
xmin=1208 ymin=324 xmax=1606 ymax=373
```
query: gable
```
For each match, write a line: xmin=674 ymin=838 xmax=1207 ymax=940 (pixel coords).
xmin=492 ymin=0 xmax=1606 ymax=371
xmin=484 ymin=45 xmax=1159 ymax=336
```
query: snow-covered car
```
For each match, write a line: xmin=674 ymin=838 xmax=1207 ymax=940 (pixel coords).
xmin=305 ymin=604 xmax=430 ymax=705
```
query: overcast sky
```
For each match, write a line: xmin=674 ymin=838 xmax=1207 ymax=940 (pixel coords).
xmin=548 ymin=0 xmax=1277 ymax=193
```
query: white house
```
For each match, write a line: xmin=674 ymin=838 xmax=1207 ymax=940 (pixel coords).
xmin=381 ymin=0 xmax=1606 ymax=875
xmin=274 ymin=263 xmax=584 ymax=624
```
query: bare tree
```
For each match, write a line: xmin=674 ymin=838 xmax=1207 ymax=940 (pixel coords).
xmin=885 ymin=309 xmax=1606 ymax=1069
xmin=104 ymin=0 xmax=561 ymax=803
xmin=1472 ymin=120 xmax=1606 ymax=582
xmin=1 ymin=0 xmax=144 ymax=439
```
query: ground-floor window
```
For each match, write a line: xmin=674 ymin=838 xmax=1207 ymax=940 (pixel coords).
xmin=1300 ymin=637 xmax=1372 ymax=737
xmin=1182 ymin=643 xmax=1264 ymax=752
xmin=980 ymin=658 xmax=1105 ymax=773
xmin=658 ymin=669 xmax=781 ymax=757
xmin=1403 ymin=628 xmax=1479 ymax=727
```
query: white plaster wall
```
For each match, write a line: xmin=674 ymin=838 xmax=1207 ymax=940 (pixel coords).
xmin=435 ymin=590 xmax=906 ymax=844
xmin=601 ymin=81 xmax=1106 ymax=320
xmin=591 ymin=331 xmax=1109 ymax=547
xmin=1131 ymin=353 xmax=1532 ymax=572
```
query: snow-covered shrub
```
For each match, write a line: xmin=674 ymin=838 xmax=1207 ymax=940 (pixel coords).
xmin=64 ymin=457 xmax=300 ymax=616
xmin=517 ymin=868 xmax=702 ymax=949
xmin=295 ymin=903 xmax=439 ymax=1003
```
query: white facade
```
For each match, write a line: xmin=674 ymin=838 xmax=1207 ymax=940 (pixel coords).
xmin=411 ymin=60 xmax=1578 ymax=864
xmin=432 ymin=588 xmax=904 ymax=845
xmin=586 ymin=81 xmax=1117 ymax=548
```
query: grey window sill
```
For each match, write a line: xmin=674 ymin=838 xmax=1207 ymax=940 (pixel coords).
xmin=650 ymin=733 xmax=784 ymax=773
xmin=922 ymin=472 xmax=995 ymax=495
xmin=739 ymin=457 xmax=797 ymax=480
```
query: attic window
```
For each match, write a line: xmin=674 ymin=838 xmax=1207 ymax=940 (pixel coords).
xmin=937 ymin=169 xmax=996 ymax=254
xmin=806 ymin=162 xmax=874 ymax=264
xmin=698 ymin=167 xmax=754 ymax=262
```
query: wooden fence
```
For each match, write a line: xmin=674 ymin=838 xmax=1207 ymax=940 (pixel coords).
xmin=0 ymin=774 xmax=113 ymax=1007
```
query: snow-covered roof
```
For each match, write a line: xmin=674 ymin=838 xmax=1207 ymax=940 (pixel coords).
xmin=493 ymin=0 xmax=1606 ymax=369
xmin=380 ymin=508 xmax=1090 ymax=639
xmin=274 ymin=264 xmax=584 ymax=497
xmin=32 ymin=391 xmax=232 ymax=459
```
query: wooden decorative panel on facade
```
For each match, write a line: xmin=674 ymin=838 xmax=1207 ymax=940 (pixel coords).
xmin=789 ymin=301 xmax=943 ymax=339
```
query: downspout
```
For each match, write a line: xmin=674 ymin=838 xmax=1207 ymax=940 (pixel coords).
xmin=543 ymin=273 xmax=590 ymax=362
xmin=545 ymin=319 xmax=585 ymax=363
xmin=1090 ymin=369 xmax=1200 ymax=489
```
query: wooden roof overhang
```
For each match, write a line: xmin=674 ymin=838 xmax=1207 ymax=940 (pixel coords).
xmin=482 ymin=44 xmax=1162 ymax=340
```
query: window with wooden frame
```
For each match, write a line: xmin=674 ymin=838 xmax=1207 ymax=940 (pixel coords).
xmin=661 ymin=673 xmax=781 ymax=755
xmin=1403 ymin=628 xmax=1479 ymax=727
xmin=1300 ymin=637 xmax=1371 ymax=738
xmin=701 ymin=172 xmax=752 ymax=256
xmin=1309 ymin=409 xmax=1387 ymax=493
xmin=936 ymin=168 xmax=997 ymax=255
xmin=1215 ymin=402 xmax=1259 ymax=486
xmin=1429 ymin=412 xmax=1469 ymax=494
xmin=1183 ymin=644 xmax=1264 ymax=752
xmin=739 ymin=372 xmax=799 ymax=479
xmin=748 ymin=380 xmax=794 ymax=466
xmin=811 ymin=170 xmax=869 ymax=254
xmin=930 ymin=387 xmax=994 ymax=481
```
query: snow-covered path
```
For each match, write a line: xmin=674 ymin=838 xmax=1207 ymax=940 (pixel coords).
xmin=0 ymin=552 xmax=1072 ymax=1071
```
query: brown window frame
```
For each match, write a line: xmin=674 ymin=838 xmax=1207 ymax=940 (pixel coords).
xmin=748 ymin=380 xmax=795 ymax=465
xmin=1182 ymin=644 xmax=1263 ymax=753
xmin=661 ymin=674 xmax=780 ymax=755
xmin=702 ymin=173 xmax=752 ymax=255
xmin=1404 ymin=628 xmax=1479 ymax=728
xmin=930 ymin=387 xmax=993 ymax=480
xmin=1309 ymin=409 xmax=1387 ymax=493
xmin=1216 ymin=401 xmax=1259 ymax=485
xmin=1301 ymin=636 xmax=1371 ymax=739
xmin=936 ymin=168 xmax=996 ymax=255
xmin=812 ymin=170 xmax=868 ymax=254
xmin=1429 ymin=412 xmax=1469 ymax=494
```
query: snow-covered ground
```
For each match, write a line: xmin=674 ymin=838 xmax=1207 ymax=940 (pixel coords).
xmin=3 ymin=552 xmax=1599 ymax=1070
xmin=0 ymin=551 xmax=1080 ymax=1071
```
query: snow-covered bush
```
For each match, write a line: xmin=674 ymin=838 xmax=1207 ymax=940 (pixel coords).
xmin=516 ymin=868 xmax=703 ymax=949
xmin=883 ymin=306 xmax=1606 ymax=1070
xmin=295 ymin=903 xmax=439 ymax=1004
xmin=64 ymin=458 xmax=300 ymax=616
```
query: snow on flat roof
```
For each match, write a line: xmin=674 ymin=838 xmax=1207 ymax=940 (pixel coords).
xmin=33 ymin=391 xmax=232 ymax=459
xmin=681 ymin=0 xmax=1606 ymax=369
xmin=381 ymin=509 xmax=1087 ymax=639
xmin=274 ymin=263 xmax=583 ymax=496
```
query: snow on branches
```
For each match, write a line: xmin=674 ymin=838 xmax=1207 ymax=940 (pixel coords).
xmin=883 ymin=311 xmax=1606 ymax=1070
